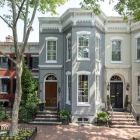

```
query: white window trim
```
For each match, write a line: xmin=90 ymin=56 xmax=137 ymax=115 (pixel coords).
xmin=45 ymin=37 xmax=58 ymax=63
xmin=66 ymin=71 xmax=71 ymax=105
xmin=77 ymin=71 xmax=91 ymax=106
xmin=111 ymin=38 xmax=122 ymax=63
xmin=0 ymin=76 xmax=10 ymax=79
xmin=136 ymin=75 xmax=140 ymax=104
xmin=76 ymin=31 xmax=91 ymax=61
xmin=66 ymin=33 xmax=71 ymax=62
xmin=136 ymin=37 xmax=140 ymax=61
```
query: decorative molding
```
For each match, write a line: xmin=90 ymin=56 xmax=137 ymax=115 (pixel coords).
xmin=76 ymin=71 xmax=91 ymax=75
xmin=76 ymin=31 xmax=91 ymax=35
xmin=38 ymin=65 xmax=63 ymax=68
xmin=105 ymin=65 xmax=131 ymax=69
xmin=45 ymin=37 xmax=58 ymax=41
xmin=66 ymin=71 xmax=71 ymax=75
xmin=110 ymin=36 xmax=123 ymax=41
xmin=66 ymin=33 xmax=71 ymax=39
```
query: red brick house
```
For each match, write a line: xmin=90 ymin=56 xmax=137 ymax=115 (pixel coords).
xmin=0 ymin=36 xmax=39 ymax=105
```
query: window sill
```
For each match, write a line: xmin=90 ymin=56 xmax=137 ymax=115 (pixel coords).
xmin=66 ymin=59 xmax=71 ymax=62
xmin=45 ymin=61 xmax=57 ymax=63
xmin=111 ymin=61 xmax=123 ymax=64
xmin=135 ymin=103 xmax=140 ymax=105
xmin=77 ymin=58 xmax=90 ymax=61
xmin=135 ymin=60 xmax=140 ymax=63
xmin=32 ymin=68 xmax=39 ymax=70
xmin=0 ymin=92 xmax=8 ymax=94
xmin=66 ymin=101 xmax=71 ymax=105
xmin=77 ymin=103 xmax=90 ymax=107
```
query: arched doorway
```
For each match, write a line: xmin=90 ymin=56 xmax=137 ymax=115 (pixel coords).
xmin=110 ymin=75 xmax=123 ymax=108
xmin=45 ymin=74 xmax=57 ymax=107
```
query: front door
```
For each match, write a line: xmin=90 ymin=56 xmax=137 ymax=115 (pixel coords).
xmin=110 ymin=83 xmax=123 ymax=108
xmin=45 ymin=82 xmax=57 ymax=107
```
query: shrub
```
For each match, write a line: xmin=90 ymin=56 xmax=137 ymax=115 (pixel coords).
xmin=60 ymin=110 xmax=69 ymax=120
xmin=124 ymin=95 xmax=129 ymax=109
xmin=96 ymin=111 xmax=109 ymax=122
xmin=0 ymin=106 xmax=5 ymax=122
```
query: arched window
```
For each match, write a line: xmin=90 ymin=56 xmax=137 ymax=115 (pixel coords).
xmin=110 ymin=75 xmax=122 ymax=81
xmin=46 ymin=75 xmax=57 ymax=81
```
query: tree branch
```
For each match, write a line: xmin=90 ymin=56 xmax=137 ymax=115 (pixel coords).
xmin=16 ymin=3 xmax=26 ymax=19
xmin=15 ymin=0 xmax=26 ymax=26
xmin=0 ymin=16 xmax=13 ymax=28
xmin=0 ymin=51 xmax=16 ymax=64
xmin=20 ymin=0 xmax=40 ymax=60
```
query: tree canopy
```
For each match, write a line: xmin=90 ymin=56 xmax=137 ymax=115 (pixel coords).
xmin=80 ymin=0 xmax=140 ymax=22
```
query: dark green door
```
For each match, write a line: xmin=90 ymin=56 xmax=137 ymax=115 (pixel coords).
xmin=110 ymin=83 xmax=123 ymax=108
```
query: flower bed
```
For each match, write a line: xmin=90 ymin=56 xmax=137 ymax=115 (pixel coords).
xmin=0 ymin=126 xmax=37 ymax=140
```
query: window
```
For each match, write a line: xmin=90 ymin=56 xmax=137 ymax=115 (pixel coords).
xmin=45 ymin=37 xmax=58 ymax=63
xmin=112 ymin=40 xmax=121 ymax=61
xmin=137 ymin=76 xmax=140 ymax=103
xmin=66 ymin=72 xmax=71 ymax=104
xmin=77 ymin=31 xmax=91 ymax=60
xmin=0 ymin=57 xmax=8 ymax=68
xmin=32 ymin=57 xmax=39 ymax=68
xmin=95 ymin=75 xmax=99 ymax=101
xmin=77 ymin=118 xmax=89 ymax=123
xmin=67 ymin=37 xmax=71 ymax=61
xmin=96 ymin=37 xmax=100 ymax=60
xmin=137 ymin=38 xmax=140 ymax=60
xmin=78 ymin=75 xmax=89 ymax=103
xmin=46 ymin=75 xmax=57 ymax=81
xmin=1 ymin=79 xmax=10 ymax=93
xmin=78 ymin=35 xmax=89 ymax=59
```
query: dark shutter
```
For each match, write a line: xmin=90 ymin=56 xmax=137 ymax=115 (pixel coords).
xmin=30 ymin=57 xmax=33 ymax=69
xmin=8 ymin=59 xmax=11 ymax=69
xmin=7 ymin=79 xmax=10 ymax=93
xmin=13 ymin=79 xmax=16 ymax=94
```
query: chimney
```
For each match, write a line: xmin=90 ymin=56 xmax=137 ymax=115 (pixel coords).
xmin=5 ymin=35 xmax=14 ymax=42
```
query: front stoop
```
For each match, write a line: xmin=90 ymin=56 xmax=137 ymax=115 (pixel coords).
xmin=30 ymin=108 xmax=62 ymax=125
xmin=108 ymin=111 xmax=140 ymax=129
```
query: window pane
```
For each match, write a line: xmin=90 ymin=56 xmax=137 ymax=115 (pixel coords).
xmin=112 ymin=51 xmax=121 ymax=61
xmin=137 ymin=38 xmax=140 ymax=49
xmin=67 ymin=37 xmax=71 ymax=60
xmin=32 ymin=57 xmax=39 ymax=68
xmin=137 ymin=38 xmax=140 ymax=60
xmin=78 ymin=75 xmax=88 ymax=103
xmin=138 ymin=76 xmax=140 ymax=103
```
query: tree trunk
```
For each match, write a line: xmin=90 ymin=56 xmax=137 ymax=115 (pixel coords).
xmin=10 ymin=61 xmax=23 ymax=136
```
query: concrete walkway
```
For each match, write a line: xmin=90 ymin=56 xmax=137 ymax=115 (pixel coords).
xmin=0 ymin=122 xmax=140 ymax=140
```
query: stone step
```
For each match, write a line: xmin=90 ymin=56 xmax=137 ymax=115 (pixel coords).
xmin=111 ymin=118 xmax=136 ymax=121
xmin=108 ymin=111 xmax=131 ymax=115
xmin=29 ymin=121 xmax=62 ymax=125
xmin=44 ymin=107 xmax=57 ymax=111
xmin=37 ymin=110 xmax=57 ymax=114
xmin=110 ymin=115 xmax=134 ymax=118
xmin=34 ymin=118 xmax=59 ymax=121
xmin=110 ymin=125 xmax=140 ymax=128
xmin=111 ymin=121 xmax=138 ymax=125
xmin=36 ymin=114 xmax=58 ymax=118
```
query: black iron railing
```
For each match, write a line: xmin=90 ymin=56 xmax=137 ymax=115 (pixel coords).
xmin=57 ymin=101 xmax=60 ymax=121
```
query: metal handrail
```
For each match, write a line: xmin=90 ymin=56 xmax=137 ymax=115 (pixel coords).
xmin=110 ymin=104 xmax=114 ymax=121
xmin=129 ymin=102 xmax=137 ymax=123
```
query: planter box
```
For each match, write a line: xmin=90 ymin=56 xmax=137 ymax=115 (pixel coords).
xmin=38 ymin=103 xmax=45 ymax=111
xmin=62 ymin=118 xmax=69 ymax=125
xmin=97 ymin=120 xmax=108 ymax=126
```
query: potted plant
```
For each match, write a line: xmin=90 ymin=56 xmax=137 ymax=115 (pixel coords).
xmin=96 ymin=111 xmax=109 ymax=126
xmin=124 ymin=95 xmax=129 ymax=111
xmin=60 ymin=110 xmax=69 ymax=125
xmin=38 ymin=101 xmax=46 ymax=111
xmin=106 ymin=95 xmax=111 ymax=110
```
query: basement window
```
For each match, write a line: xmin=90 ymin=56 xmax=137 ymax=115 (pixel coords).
xmin=77 ymin=118 xmax=89 ymax=123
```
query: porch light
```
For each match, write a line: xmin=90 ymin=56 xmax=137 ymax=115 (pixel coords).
xmin=107 ymin=83 xmax=110 ymax=91
xmin=126 ymin=84 xmax=130 ymax=91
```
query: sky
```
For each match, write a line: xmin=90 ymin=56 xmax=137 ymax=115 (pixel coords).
xmin=0 ymin=0 xmax=119 ymax=42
